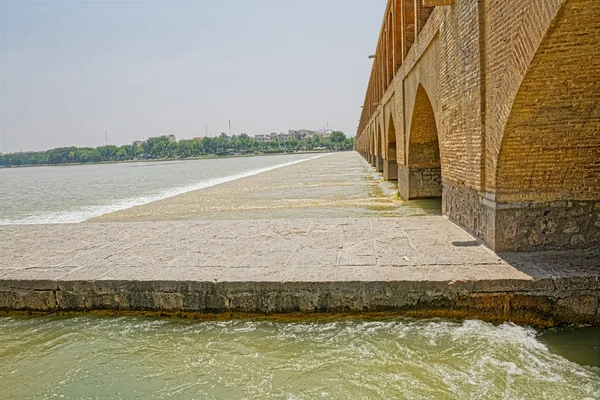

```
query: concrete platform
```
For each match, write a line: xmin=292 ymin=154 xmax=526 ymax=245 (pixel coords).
xmin=1 ymin=218 xmax=598 ymax=327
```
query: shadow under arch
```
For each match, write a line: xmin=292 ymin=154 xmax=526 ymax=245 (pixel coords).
xmin=383 ymin=115 xmax=398 ymax=181
xmin=374 ymin=123 xmax=384 ymax=173
xmin=367 ymin=129 xmax=375 ymax=166
xmin=399 ymin=84 xmax=441 ymax=200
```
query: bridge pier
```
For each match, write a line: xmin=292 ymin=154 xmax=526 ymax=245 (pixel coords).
xmin=383 ymin=160 xmax=398 ymax=181
xmin=375 ymin=157 xmax=383 ymax=173
xmin=397 ymin=166 xmax=442 ymax=200
xmin=442 ymin=183 xmax=600 ymax=253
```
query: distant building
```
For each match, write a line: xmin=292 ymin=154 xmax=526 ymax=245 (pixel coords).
xmin=147 ymin=134 xmax=177 ymax=143
xmin=277 ymin=133 xmax=293 ymax=142
xmin=314 ymin=129 xmax=331 ymax=138
xmin=289 ymin=129 xmax=313 ymax=138
xmin=253 ymin=134 xmax=269 ymax=142
xmin=193 ymin=137 xmax=206 ymax=141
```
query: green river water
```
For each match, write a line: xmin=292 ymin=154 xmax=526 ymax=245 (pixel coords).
xmin=0 ymin=316 xmax=598 ymax=399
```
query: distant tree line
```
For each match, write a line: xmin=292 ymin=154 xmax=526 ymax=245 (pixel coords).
xmin=0 ymin=131 xmax=354 ymax=167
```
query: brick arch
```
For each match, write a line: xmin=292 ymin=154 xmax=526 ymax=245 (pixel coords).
xmin=386 ymin=112 xmax=397 ymax=162
xmin=400 ymin=84 xmax=442 ymax=199
xmin=403 ymin=42 xmax=442 ymax=145
xmin=375 ymin=122 xmax=385 ymax=172
xmin=383 ymin=111 xmax=398 ymax=181
xmin=370 ymin=125 xmax=378 ymax=167
xmin=495 ymin=0 xmax=600 ymax=203
xmin=408 ymin=85 xmax=440 ymax=170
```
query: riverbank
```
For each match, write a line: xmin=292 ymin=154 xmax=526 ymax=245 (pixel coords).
xmin=1 ymin=217 xmax=598 ymax=328
xmin=0 ymin=149 xmax=334 ymax=169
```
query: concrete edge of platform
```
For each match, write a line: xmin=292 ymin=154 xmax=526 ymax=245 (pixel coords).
xmin=0 ymin=277 xmax=598 ymax=328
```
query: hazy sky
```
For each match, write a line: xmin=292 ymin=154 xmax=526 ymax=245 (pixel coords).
xmin=0 ymin=0 xmax=385 ymax=153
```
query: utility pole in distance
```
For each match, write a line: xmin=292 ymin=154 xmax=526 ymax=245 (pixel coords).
xmin=229 ymin=120 xmax=232 ymax=137
xmin=105 ymin=131 xmax=108 ymax=146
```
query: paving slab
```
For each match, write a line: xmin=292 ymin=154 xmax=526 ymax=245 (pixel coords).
xmin=1 ymin=217 xmax=599 ymax=327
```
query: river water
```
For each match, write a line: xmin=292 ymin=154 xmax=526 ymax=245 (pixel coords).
xmin=0 ymin=316 xmax=598 ymax=399
xmin=0 ymin=154 xmax=325 ymax=225
xmin=1 ymin=154 xmax=598 ymax=398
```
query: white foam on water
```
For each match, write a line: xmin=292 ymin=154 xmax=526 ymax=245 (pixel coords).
xmin=1 ymin=317 xmax=598 ymax=399
xmin=0 ymin=153 xmax=331 ymax=225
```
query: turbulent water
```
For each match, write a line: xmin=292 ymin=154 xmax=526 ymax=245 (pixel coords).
xmin=0 ymin=316 xmax=598 ymax=399
xmin=0 ymin=154 xmax=326 ymax=225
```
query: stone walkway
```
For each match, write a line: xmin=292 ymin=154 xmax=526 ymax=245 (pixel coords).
xmin=1 ymin=217 xmax=514 ymax=281
xmin=1 ymin=218 xmax=598 ymax=327
xmin=90 ymin=152 xmax=441 ymax=222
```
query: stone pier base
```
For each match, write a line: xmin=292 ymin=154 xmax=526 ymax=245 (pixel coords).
xmin=493 ymin=199 xmax=600 ymax=252
xmin=398 ymin=166 xmax=442 ymax=200
xmin=383 ymin=160 xmax=398 ymax=181
xmin=375 ymin=157 xmax=383 ymax=172
xmin=443 ymin=183 xmax=600 ymax=252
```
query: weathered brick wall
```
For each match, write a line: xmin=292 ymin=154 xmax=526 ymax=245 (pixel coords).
xmin=356 ymin=0 xmax=599 ymax=251
xmin=391 ymin=74 xmax=405 ymax=166
xmin=436 ymin=0 xmax=485 ymax=191
xmin=483 ymin=0 xmax=563 ymax=193
xmin=494 ymin=0 xmax=600 ymax=203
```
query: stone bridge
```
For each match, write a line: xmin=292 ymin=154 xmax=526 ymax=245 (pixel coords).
xmin=355 ymin=0 xmax=600 ymax=252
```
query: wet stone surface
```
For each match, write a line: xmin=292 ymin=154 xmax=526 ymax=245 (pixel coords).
xmin=89 ymin=152 xmax=441 ymax=222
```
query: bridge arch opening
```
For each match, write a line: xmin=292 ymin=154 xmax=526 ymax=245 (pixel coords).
xmin=375 ymin=124 xmax=384 ymax=172
xmin=402 ymin=84 xmax=441 ymax=199
xmin=383 ymin=115 xmax=398 ymax=181
xmin=370 ymin=129 xmax=377 ymax=167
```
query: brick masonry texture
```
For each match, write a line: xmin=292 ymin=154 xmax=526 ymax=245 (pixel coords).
xmin=355 ymin=0 xmax=600 ymax=252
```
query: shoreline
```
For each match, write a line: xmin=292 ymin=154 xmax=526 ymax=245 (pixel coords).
xmin=0 ymin=150 xmax=337 ymax=169
xmin=2 ymin=153 xmax=334 ymax=225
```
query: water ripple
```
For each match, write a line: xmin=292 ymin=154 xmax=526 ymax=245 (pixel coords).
xmin=0 ymin=316 xmax=598 ymax=399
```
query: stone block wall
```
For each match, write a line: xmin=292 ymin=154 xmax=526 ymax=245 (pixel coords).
xmin=383 ymin=160 xmax=398 ymax=181
xmin=495 ymin=201 xmax=600 ymax=252
xmin=399 ymin=166 xmax=442 ymax=200
xmin=442 ymin=182 xmax=495 ymax=245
